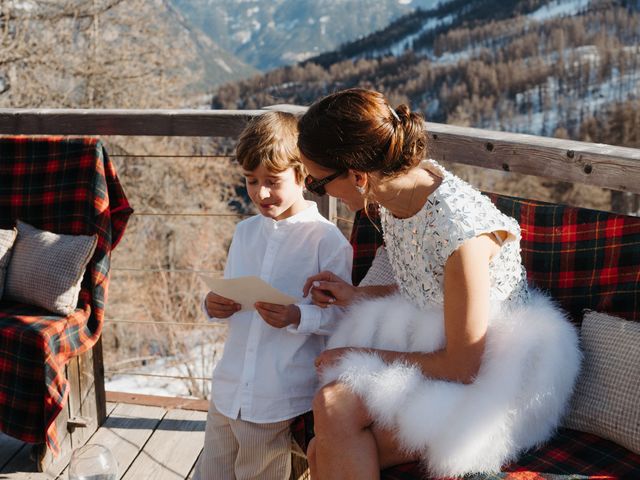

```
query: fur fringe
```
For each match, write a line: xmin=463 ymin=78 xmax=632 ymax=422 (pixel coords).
xmin=321 ymin=291 xmax=581 ymax=477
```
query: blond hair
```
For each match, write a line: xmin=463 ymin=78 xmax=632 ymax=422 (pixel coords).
xmin=236 ymin=111 xmax=306 ymax=183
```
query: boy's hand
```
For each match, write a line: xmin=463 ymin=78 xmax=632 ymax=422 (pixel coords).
xmin=255 ymin=302 xmax=301 ymax=328
xmin=205 ymin=291 xmax=241 ymax=319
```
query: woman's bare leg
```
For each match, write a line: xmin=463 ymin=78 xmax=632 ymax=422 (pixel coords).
xmin=312 ymin=382 xmax=379 ymax=479
xmin=310 ymin=381 xmax=421 ymax=479
xmin=371 ymin=424 xmax=420 ymax=470
xmin=307 ymin=438 xmax=318 ymax=478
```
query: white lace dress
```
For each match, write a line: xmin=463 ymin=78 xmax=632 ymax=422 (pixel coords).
xmin=321 ymin=160 xmax=581 ymax=477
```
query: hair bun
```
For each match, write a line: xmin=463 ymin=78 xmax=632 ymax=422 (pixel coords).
xmin=395 ymin=104 xmax=412 ymax=123
xmin=385 ymin=103 xmax=427 ymax=175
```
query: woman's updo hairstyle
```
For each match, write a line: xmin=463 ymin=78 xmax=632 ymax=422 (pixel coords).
xmin=298 ymin=88 xmax=428 ymax=178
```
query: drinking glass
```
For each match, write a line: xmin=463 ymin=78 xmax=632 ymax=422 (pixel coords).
xmin=68 ymin=444 xmax=118 ymax=480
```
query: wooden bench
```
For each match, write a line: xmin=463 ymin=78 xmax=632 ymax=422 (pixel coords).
xmin=292 ymin=194 xmax=640 ymax=479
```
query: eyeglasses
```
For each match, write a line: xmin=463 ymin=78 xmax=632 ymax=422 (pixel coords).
xmin=305 ymin=170 xmax=346 ymax=196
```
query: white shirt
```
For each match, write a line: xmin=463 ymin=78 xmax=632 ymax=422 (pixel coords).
xmin=204 ymin=202 xmax=353 ymax=423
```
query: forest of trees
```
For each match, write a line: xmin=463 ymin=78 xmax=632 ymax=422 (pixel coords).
xmin=212 ymin=2 xmax=640 ymax=144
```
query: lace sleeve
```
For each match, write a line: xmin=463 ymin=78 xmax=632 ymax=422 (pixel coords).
xmin=438 ymin=189 xmax=521 ymax=262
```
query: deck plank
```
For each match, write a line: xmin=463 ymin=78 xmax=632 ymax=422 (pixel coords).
xmin=121 ymin=409 xmax=206 ymax=480
xmin=185 ymin=451 xmax=202 ymax=480
xmin=57 ymin=402 xmax=166 ymax=480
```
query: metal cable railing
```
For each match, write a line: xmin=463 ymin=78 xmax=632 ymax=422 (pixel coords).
xmin=106 ymin=319 xmax=226 ymax=327
xmin=105 ymin=371 xmax=211 ymax=382
xmin=131 ymin=212 xmax=251 ymax=217
xmin=111 ymin=267 xmax=224 ymax=273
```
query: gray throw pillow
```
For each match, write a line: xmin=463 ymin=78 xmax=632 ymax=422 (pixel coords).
xmin=0 ymin=227 xmax=18 ymax=300
xmin=4 ymin=220 xmax=98 ymax=316
xmin=563 ymin=311 xmax=640 ymax=454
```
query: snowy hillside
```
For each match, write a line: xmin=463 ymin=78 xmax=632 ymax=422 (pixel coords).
xmin=172 ymin=0 xmax=444 ymax=70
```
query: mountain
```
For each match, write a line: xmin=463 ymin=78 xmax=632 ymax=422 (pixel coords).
xmin=171 ymin=0 xmax=443 ymax=70
xmin=162 ymin=1 xmax=259 ymax=93
xmin=211 ymin=0 xmax=640 ymax=146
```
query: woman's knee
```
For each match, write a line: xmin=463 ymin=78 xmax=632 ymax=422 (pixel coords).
xmin=306 ymin=438 xmax=317 ymax=465
xmin=312 ymin=382 xmax=371 ymax=428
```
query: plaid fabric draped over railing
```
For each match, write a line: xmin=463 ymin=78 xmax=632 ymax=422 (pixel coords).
xmin=0 ymin=136 xmax=132 ymax=453
xmin=491 ymin=194 xmax=640 ymax=324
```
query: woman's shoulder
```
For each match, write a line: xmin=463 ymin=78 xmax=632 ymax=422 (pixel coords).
xmin=416 ymin=160 xmax=522 ymax=252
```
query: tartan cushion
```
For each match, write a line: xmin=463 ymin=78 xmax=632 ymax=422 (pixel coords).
xmin=5 ymin=220 xmax=98 ymax=315
xmin=0 ymin=136 xmax=132 ymax=453
xmin=490 ymin=194 xmax=640 ymax=324
xmin=350 ymin=205 xmax=384 ymax=286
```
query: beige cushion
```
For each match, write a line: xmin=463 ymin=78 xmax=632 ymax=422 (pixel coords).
xmin=0 ymin=227 xmax=18 ymax=300
xmin=4 ymin=220 xmax=98 ymax=316
xmin=563 ymin=311 xmax=640 ymax=454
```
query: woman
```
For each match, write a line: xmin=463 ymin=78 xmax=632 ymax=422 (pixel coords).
xmin=298 ymin=88 xmax=581 ymax=479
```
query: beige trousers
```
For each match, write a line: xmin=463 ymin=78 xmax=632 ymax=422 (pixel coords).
xmin=194 ymin=400 xmax=293 ymax=480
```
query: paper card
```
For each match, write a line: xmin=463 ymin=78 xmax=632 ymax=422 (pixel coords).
xmin=200 ymin=275 xmax=298 ymax=312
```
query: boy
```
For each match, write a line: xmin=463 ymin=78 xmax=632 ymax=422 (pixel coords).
xmin=194 ymin=111 xmax=352 ymax=480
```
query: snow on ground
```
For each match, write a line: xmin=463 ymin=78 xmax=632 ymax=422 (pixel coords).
xmin=106 ymin=331 xmax=225 ymax=400
xmin=387 ymin=14 xmax=454 ymax=56
xmin=528 ymin=0 xmax=591 ymax=22
xmin=215 ymin=58 xmax=233 ymax=74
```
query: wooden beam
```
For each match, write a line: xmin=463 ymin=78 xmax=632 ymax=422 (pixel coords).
xmin=0 ymin=109 xmax=265 ymax=137
xmin=0 ymin=107 xmax=639 ymax=194
xmin=426 ymin=122 xmax=640 ymax=194
xmin=106 ymin=391 xmax=209 ymax=412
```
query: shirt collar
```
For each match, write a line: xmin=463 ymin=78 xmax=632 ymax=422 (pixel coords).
xmin=261 ymin=201 xmax=319 ymax=229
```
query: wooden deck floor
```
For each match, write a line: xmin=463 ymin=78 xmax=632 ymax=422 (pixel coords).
xmin=0 ymin=397 xmax=208 ymax=480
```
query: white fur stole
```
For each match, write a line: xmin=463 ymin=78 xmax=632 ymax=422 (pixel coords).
xmin=321 ymin=291 xmax=581 ymax=477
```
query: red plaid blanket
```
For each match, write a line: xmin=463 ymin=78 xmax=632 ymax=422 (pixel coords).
xmin=350 ymin=205 xmax=384 ymax=286
xmin=0 ymin=136 xmax=132 ymax=454
xmin=491 ymin=194 xmax=640 ymax=324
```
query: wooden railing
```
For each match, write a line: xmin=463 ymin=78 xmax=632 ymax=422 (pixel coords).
xmin=2 ymin=107 xmax=640 ymax=215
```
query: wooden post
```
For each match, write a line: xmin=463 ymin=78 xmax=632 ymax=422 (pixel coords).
xmin=37 ymin=342 xmax=104 ymax=473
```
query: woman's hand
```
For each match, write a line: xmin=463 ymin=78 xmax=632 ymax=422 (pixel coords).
xmin=314 ymin=347 xmax=358 ymax=374
xmin=205 ymin=291 xmax=240 ymax=318
xmin=255 ymin=302 xmax=301 ymax=328
xmin=303 ymin=271 xmax=357 ymax=308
